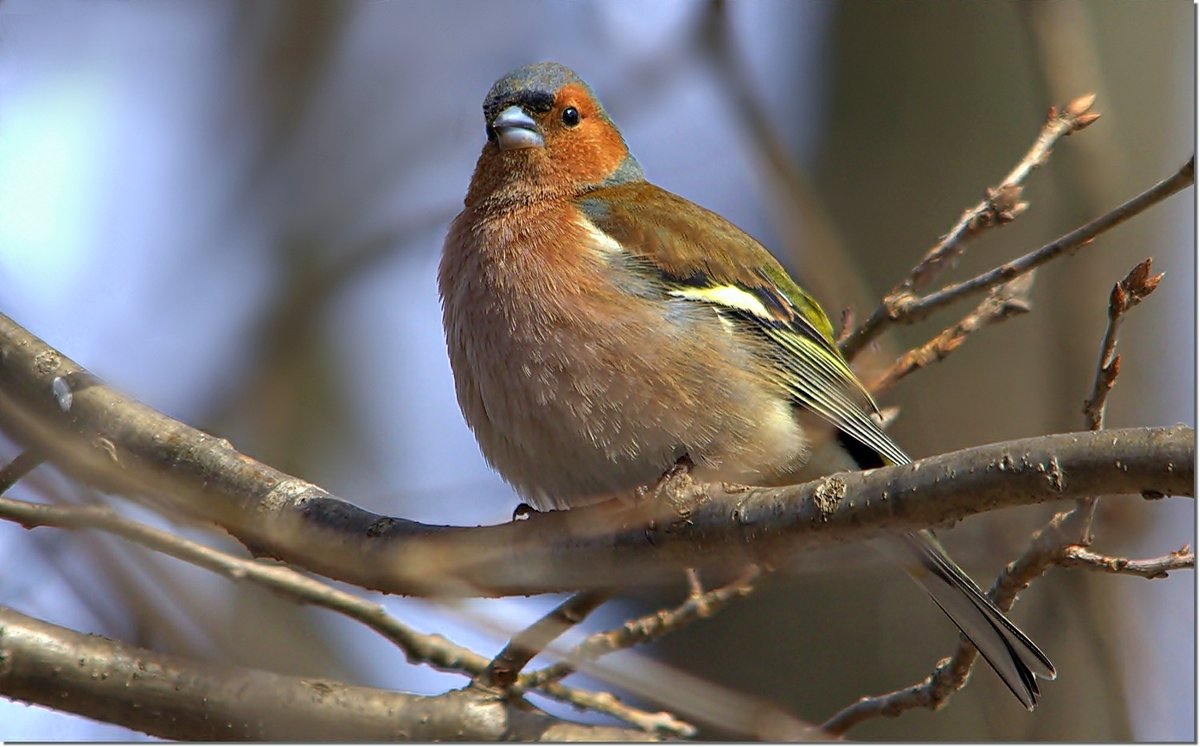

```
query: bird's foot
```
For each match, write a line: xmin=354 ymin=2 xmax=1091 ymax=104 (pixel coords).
xmin=511 ymin=502 xmax=539 ymax=521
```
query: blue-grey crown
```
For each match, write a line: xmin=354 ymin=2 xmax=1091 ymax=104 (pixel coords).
xmin=483 ymin=62 xmax=599 ymax=123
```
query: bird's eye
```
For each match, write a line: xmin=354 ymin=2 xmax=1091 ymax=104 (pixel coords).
xmin=562 ymin=107 xmax=581 ymax=127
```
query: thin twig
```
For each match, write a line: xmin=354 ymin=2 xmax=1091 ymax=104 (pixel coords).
xmin=0 ymin=494 xmax=684 ymax=735
xmin=842 ymin=157 xmax=1194 ymax=359
xmin=820 ymin=504 xmax=1079 ymax=736
xmin=898 ymin=94 xmax=1100 ymax=295
xmin=869 ymin=273 xmax=1036 ymax=395
xmin=1075 ymin=258 xmax=1164 ymax=542
xmin=520 ymin=566 xmax=762 ymax=690
xmin=478 ymin=589 xmax=614 ymax=689
xmin=0 ymin=449 xmax=45 ymax=495
xmin=826 ymin=262 xmax=1175 ymax=730
xmin=841 ymin=93 xmax=1099 ymax=361
xmin=537 ymin=685 xmax=697 ymax=737
xmin=1082 ymin=258 xmax=1164 ymax=430
xmin=0 ymin=493 xmax=484 ymax=671
xmin=0 ymin=606 xmax=654 ymax=741
xmin=821 ymin=481 xmax=1194 ymax=734
xmin=1061 ymin=545 xmax=1195 ymax=579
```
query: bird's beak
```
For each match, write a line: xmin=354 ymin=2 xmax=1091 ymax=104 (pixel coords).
xmin=492 ymin=105 xmax=544 ymax=150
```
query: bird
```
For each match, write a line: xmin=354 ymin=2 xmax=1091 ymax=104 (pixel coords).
xmin=439 ymin=61 xmax=1055 ymax=709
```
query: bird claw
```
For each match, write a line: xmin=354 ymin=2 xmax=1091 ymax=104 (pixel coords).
xmin=511 ymin=502 xmax=538 ymax=521
xmin=636 ymin=453 xmax=695 ymax=500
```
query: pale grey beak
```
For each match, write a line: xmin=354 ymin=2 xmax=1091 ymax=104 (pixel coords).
xmin=492 ymin=105 xmax=544 ymax=150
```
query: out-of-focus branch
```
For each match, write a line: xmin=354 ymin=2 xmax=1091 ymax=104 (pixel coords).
xmin=478 ymin=589 xmax=613 ymax=689
xmin=0 ymin=448 xmax=43 ymax=495
xmin=0 ymin=606 xmax=651 ymax=742
xmin=842 ymin=157 xmax=1194 ymax=359
xmin=0 ymin=311 xmax=1192 ymax=596
xmin=0 ymin=488 xmax=688 ymax=734
xmin=521 ymin=567 xmax=761 ymax=690
xmin=700 ymin=0 xmax=878 ymax=320
xmin=0 ymin=489 xmax=482 ymax=673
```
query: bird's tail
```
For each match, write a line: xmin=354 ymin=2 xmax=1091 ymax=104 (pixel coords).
xmin=881 ymin=530 xmax=1057 ymax=709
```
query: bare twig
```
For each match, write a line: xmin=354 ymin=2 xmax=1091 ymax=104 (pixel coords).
xmin=479 ymin=589 xmax=614 ymax=689
xmin=822 ymin=477 xmax=1195 ymax=734
xmin=0 ymin=606 xmax=653 ymax=741
xmin=1083 ymin=258 xmax=1164 ymax=430
xmin=825 ymin=261 xmax=1175 ymax=730
xmin=0 ymin=449 xmax=44 ymax=495
xmin=537 ymin=686 xmax=696 ymax=737
xmin=1075 ymin=258 xmax=1164 ymax=542
xmin=899 ymin=94 xmax=1100 ymax=295
xmin=520 ymin=566 xmax=761 ymax=690
xmin=0 ymin=492 xmax=687 ymax=734
xmin=869 ymin=273 xmax=1036 ymax=395
xmin=0 ymin=493 xmax=483 ymax=673
xmin=1061 ymin=545 xmax=1195 ymax=579
xmin=842 ymin=157 xmax=1194 ymax=359
xmin=820 ymin=504 xmax=1077 ymax=735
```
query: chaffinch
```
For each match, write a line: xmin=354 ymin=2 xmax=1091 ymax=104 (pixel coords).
xmin=439 ymin=62 xmax=1054 ymax=708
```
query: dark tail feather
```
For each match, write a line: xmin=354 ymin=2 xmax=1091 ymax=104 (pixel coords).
xmin=836 ymin=430 xmax=1055 ymax=707
xmin=884 ymin=531 xmax=1056 ymax=709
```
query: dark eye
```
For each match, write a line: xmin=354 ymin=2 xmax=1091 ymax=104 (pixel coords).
xmin=562 ymin=107 xmax=581 ymax=127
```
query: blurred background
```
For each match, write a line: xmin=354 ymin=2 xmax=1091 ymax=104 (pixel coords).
xmin=0 ymin=0 xmax=1193 ymax=740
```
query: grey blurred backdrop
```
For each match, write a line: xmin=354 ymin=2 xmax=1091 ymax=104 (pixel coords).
xmin=0 ymin=0 xmax=1193 ymax=740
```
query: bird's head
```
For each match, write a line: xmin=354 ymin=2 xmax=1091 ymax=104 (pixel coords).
xmin=466 ymin=62 xmax=643 ymax=206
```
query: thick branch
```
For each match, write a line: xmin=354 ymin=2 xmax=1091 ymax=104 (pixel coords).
xmin=0 ymin=605 xmax=649 ymax=741
xmin=0 ymin=312 xmax=1192 ymax=597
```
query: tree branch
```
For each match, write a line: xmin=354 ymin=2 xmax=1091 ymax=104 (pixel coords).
xmin=842 ymin=157 xmax=1193 ymax=359
xmin=0 ymin=312 xmax=1192 ymax=598
xmin=0 ymin=605 xmax=651 ymax=741
xmin=0 ymin=487 xmax=691 ymax=735
xmin=479 ymin=589 xmax=614 ymax=689
xmin=520 ymin=567 xmax=761 ymax=690
xmin=869 ymin=273 xmax=1036 ymax=395
xmin=1083 ymin=258 xmax=1163 ymax=430
xmin=0 ymin=448 xmax=44 ymax=495
xmin=896 ymin=94 xmax=1099 ymax=294
xmin=821 ymin=435 xmax=1191 ymax=734
xmin=1061 ymin=545 xmax=1195 ymax=579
